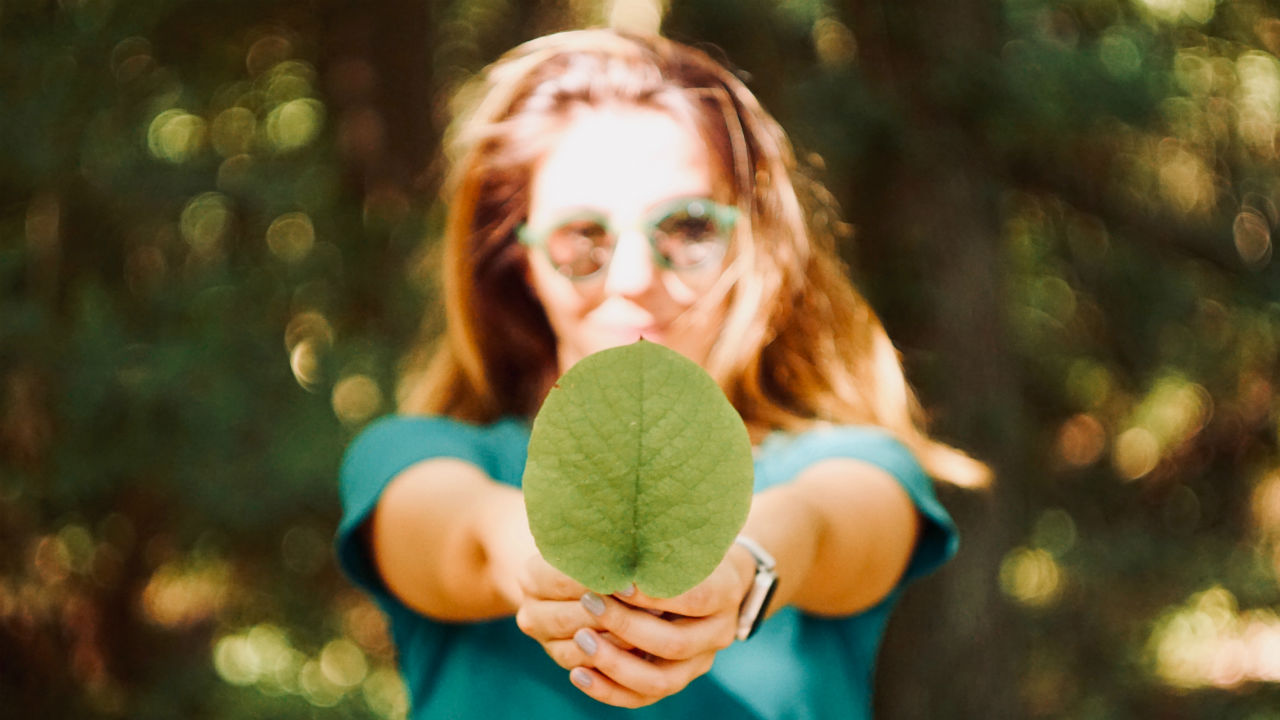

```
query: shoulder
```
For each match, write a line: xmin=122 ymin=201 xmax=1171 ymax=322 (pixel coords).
xmin=334 ymin=414 xmax=530 ymax=599
xmin=340 ymin=414 xmax=530 ymax=497
xmin=757 ymin=424 xmax=959 ymax=582
xmin=755 ymin=424 xmax=925 ymax=488
xmin=344 ymin=413 xmax=520 ymax=455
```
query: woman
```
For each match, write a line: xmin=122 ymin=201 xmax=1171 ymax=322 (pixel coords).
xmin=336 ymin=28 xmax=987 ymax=719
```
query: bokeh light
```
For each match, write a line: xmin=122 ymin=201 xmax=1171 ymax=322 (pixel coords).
xmin=179 ymin=192 xmax=235 ymax=253
xmin=1148 ymin=586 xmax=1280 ymax=689
xmin=213 ymin=624 xmax=303 ymax=689
xmin=332 ymin=374 xmax=383 ymax=425
xmin=284 ymin=311 xmax=333 ymax=391
xmin=813 ymin=17 xmax=857 ymax=67
xmin=265 ymin=61 xmax=316 ymax=105
xmin=1156 ymin=140 xmax=1213 ymax=217
xmin=266 ymin=211 xmax=316 ymax=263
xmin=140 ymin=557 xmax=231 ymax=629
xmin=288 ymin=342 xmax=322 ymax=391
xmin=210 ymin=106 xmax=258 ymax=157
xmin=147 ymin=109 xmax=207 ymax=163
xmin=298 ymin=658 xmax=345 ymax=706
xmin=1253 ymin=471 xmax=1280 ymax=535
xmin=1000 ymin=547 xmax=1064 ymax=608
xmin=320 ymin=638 xmax=369 ymax=688
xmin=362 ymin=667 xmax=409 ymax=719
xmin=266 ymin=98 xmax=324 ymax=153
xmin=110 ymin=36 xmax=153 ymax=85
xmin=1099 ymin=29 xmax=1142 ymax=80
xmin=341 ymin=595 xmax=394 ymax=657
xmin=1234 ymin=206 xmax=1274 ymax=267
xmin=1056 ymin=413 xmax=1107 ymax=467
xmin=1137 ymin=0 xmax=1218 ymax=24
xmin=32 ymin=534 xmax=70 ymax=585
xmin=211 ymin=620 xmax=402 ymax=710
xmin=246 ymin=34 xmax=293 ymax=77
xmin=1114 ymin=426 xmax=1160 ymax=480
xmin=1236 ymin=51 xmax=1280 ymax=156
xmin=1065 ymin=360 xmax=1115 ymax=410
xmin=56 ymin=524 xmax=95 ymax=575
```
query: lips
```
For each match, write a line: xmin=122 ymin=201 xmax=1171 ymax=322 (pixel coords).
xmin=584 ymin=298 xmax=678 ymax=348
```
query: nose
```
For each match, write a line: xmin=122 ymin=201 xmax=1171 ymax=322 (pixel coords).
xmin=601 ymin=228 xmax=656 ymax=296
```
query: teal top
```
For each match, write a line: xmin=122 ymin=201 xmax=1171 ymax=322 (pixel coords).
xmin=336 ymin=415 xmax=958 ymax=720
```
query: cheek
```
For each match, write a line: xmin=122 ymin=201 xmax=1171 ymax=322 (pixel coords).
xmin=660 ymin=273 xmax=707 ymax=306
xmin=526 ymin=254 xmax=586 ymax=320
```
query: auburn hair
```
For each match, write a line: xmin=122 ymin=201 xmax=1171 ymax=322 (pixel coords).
xmin=399 ymin=29 xmax=988 ymax=487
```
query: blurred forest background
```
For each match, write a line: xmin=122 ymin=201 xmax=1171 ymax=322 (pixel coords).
xmin=1 ymin=0 xmax=1278 ymax=717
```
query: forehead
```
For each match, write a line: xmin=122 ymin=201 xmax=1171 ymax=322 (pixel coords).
xmin=527 ymin=106 xmax=714 ymax=222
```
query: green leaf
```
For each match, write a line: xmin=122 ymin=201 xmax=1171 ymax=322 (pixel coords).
xmin=523 ymin=339 xmax=754 ymax=598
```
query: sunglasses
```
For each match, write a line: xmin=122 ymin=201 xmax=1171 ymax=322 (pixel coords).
xmin=518 ymin=196 xmax=738 ymax=280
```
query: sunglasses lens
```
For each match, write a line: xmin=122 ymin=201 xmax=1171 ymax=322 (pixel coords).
xmin=653 ymin=201 xmax=730 ymax=269
xmin=546 ymin=220 xmax=613 ymax=278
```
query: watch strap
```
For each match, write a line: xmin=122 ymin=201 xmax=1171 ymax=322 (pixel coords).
xmin=734 ymin=535 xmax=779 ymax=641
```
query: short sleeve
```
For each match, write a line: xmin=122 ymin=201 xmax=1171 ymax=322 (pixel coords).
xmin=334 ymin=415 xmax=522 ymax=604
xmin=758 ymin=426 xmax=958 ymax=584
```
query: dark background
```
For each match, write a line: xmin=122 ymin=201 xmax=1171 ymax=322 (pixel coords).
xmin=2 ymin=0 xmax=1278 ymax=717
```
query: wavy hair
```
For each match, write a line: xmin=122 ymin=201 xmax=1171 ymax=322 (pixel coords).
xmin=399 ymin=29 xmax=988 ymax=487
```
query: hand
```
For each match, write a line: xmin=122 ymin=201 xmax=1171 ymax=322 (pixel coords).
xmin=476 ymin=490 xmax=540 ymax=610
xmin=515 ymin=547 xmax=755 ymax=708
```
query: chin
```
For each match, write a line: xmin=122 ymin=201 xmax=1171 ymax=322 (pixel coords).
xmin=596 ymin=327 xmax=656 ymax=348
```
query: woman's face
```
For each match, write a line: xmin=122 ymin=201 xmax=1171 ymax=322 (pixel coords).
xmin=523 ymin=106 xmax=730 ymax=373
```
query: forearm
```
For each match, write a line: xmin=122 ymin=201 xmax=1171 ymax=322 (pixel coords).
xmin=367 ymin=458 xmax=534 ymax=621
xmin=741 ymin=459 xmax=920 ymax=617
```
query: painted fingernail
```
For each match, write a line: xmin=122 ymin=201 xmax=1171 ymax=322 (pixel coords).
xmin=570 ymin=667 xmax=593 ymax=689
xmin=616 ymin=584 xmax=636 ymax=597
xmin=574 ymin=628 xmax=598 ymax=656
xmin=581 ymin=592 xmax=606 ymax=616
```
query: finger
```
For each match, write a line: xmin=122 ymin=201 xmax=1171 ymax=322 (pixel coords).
xmin=600 ymin=631 xmax=636 ymax=652
xmin=516 ymin=599 xmax=598 ymax=641
xmin=583 ymin=592 xmax=735 ymax=660
xmin=535 ymin=628 xmax=636 ymax=670
xmin=539 ymin=637 xmax=589 ymax=670
xmin=518 ymin=555 xmax=588 ymax=600
xmin=619 ymin=573 xmax=739 ymax=619
xmin=574 ymin=626 xmax=714 ymax=700
xmin=569 ymin=667 xmax=656 ymax=709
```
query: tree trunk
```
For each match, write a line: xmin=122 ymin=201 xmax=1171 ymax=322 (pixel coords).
xmin=840 ymin=1 xmax=1027 ymax=717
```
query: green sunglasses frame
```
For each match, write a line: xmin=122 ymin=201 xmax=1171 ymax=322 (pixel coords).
xmin=517 ymin=196 xmax=739 ymax=280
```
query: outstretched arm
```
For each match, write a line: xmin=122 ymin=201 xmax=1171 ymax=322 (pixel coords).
xmin=745 ymin=456 xmax=921 ymax=617
xmin=366 ymin=457 xmax=535 ymax=621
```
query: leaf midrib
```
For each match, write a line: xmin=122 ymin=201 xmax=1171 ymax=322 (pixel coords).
xmin=629 ymin=343 xmax=645 ymax=578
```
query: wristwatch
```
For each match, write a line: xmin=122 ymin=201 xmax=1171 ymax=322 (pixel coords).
xmin=733 ymin=535 xmax=779 ymax=641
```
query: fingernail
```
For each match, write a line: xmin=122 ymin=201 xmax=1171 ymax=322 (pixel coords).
xmin=574 ymin=628 xmax=598 ymax=656
xmin=570 ymin=667 xmax=593 ymax=689
xmin=581 ymin=592 xmax=606 ymax=616
xmin=617 ymin=584 xmax=636 ymax=597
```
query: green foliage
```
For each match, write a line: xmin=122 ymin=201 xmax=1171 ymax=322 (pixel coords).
xmin=0 ymin=0 xmax=1277 ymax=717
xmin=523 ymin=340 xmax=754 ymax=598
